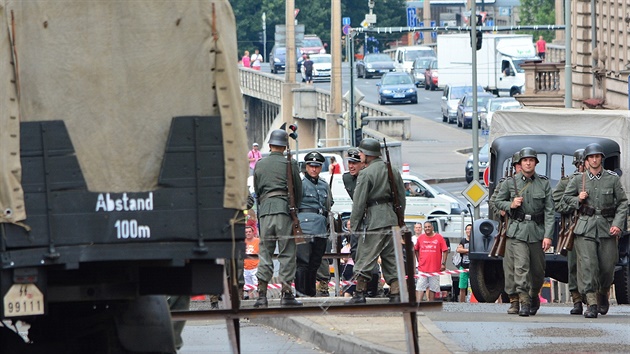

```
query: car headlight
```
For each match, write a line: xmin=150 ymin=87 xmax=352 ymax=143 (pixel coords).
xmin=464 ymin=112 xmax=473 ymax=117
xmin=274 ymin=58 xmax=280 ymax=63
xmin=366 ymin=63 xmax=373 ymax=69
xmin=406 ymin=89 xmax=416 ymax=93
xmin=381 ymin=89 xmax=393 ymax=94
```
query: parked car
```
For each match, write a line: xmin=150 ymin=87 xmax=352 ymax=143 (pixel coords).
xmin=356 ymin=53 xmax=396 ymax=79
xmin=456 ymin=92 xmax=494 ymax=129
xmin=480 ymin=97 xmax=523 ymax=131
xmin=465 ymin=143 xmax=489 ymax=183
xmin=269 ymin=46 xmax=302 ymax=74
xmin=304 ymin=54 xmax=332 ymax=81
xmin=441 ymin=84 xmax=485 ymax=123
xmin=376 ymin=72 xmax=418 ymax=105
xmin=411 ymin=57 xmax=435 ymax=88
xmin=424 ymin=59 xmax=439 ymax=91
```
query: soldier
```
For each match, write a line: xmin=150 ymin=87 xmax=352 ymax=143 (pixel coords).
xmin=494 ymin=147 xmax=554 ymax=316
xmin=562 ymin=143 xmax=628 ymax=318
xmin=489 ymin=151 xmax=521 ymax=220
xmin=552 ymin=149 xmax=585 ymax=315
xmin=346 ymin=138 xmax=406 ymax=304
xmin=253 ymin=129 xmax=303 ymax=308
xmin=342 ymin=148 xmax=365 ymax=198
xmin=295 ymin=151 xmax=332 ymax=297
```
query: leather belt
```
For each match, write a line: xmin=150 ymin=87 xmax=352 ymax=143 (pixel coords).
xmin=367 ymin=197 xmax=392 ymax=207
xmin=511 ymin=209 xmax=544 ymax=224
xmin=299 ymin=208 xmax=327 ymax=217
xmin=258 ymin=189 xmax=287 ymax=205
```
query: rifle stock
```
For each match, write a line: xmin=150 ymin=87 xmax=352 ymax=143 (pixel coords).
xmin=561 ymin=171 xmax=586 ymax=256
xmin=384 ymin=139 xmax=405 ymax=228
xmin=286 ymin=148 xmax=306 ymax=244
xmin=489 ymin=214 xmax=508 ymax=257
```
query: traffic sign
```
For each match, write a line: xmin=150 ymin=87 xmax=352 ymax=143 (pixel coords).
xmin=483 ymin=166 xmax=490 ymax=187
xmin=462 ymin=180 xmax=489 ymax=208
xmin=343 ymin=17 xmax=351 ymax=26
xmin=361 ymin=20 xmax=369 ymax=28
xmin=342 ymin=24 xmax=351 ymax=35
xmin=406 ymin=8 xmax=417 ymax=27
xmin=431 ymin=21 xmax=437 ymax=39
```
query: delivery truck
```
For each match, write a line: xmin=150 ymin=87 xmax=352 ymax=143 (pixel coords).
xmin=437 ymin=33 xmax=539 ymax=97
xmin=0 ymin=1 xmax=247 ymax=352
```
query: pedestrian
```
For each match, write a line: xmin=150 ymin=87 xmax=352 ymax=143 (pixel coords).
xmin=295 ymin=151 xmax=332 ymax=297
xmin=250 ymin=49 xmax=263 ymax=71
xmin=562 ymin=143 xmax=628 ymax=318
xmin=252 ymin=129 xmax=303 ymax=308
xmin=493 ymin=147 xmax=554 ymax=316
xmin=346 ymin=138 xmax=406 ymax=304
xmin=456 ymin=224 xmax=472 ymax=302
xmin=303 ymin=55 xmax=314 ymax=84
xmin=413 ymin=221 xmax=448 ymax=301
xmin=552 ymin=149 xmax=585 ymax=315
xmin=536 ymin=36 xmax=546 ymax=61
xmin=248 ymin=142 xmax=262 ymax=176
xmin=244 ymin=225 xmax=259 ymax=299
xmin=329 ymin=156 xmax=341 ymax=174
xmin=241 ymin=50 xmax=251 ymax=68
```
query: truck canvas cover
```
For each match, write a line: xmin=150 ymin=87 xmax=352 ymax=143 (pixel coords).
xmin=0 ymin=0 xmax=248 ymax=224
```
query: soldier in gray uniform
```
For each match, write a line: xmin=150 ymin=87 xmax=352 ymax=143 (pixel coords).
xmin=295 ymin=151 xmax=332 ymax=297
xmin=253 ymin=129 xmax=303 ymax=308
xmin=552 ymin=149 xmax=585 ymax=315
xmin=489 ymin=151 xmax=521 ymax=220
xmin=346 ymin=138 xmax=406 ymax=304
xmin=494 ymin=147 xmax=554 ymax=316
xmin=342 ymin=148 xmax=364 ymax=198
xmin=562 ymin=143 xmax=628 ymax=318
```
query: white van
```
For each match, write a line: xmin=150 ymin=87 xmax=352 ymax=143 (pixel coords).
xmin=393 ymin=46 xmax=436 ymax=73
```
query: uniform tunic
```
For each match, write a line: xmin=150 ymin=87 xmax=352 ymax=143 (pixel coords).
xmin=494 ymin=172 xmax=554 ymax=297
xmin=552 ymin=172 xmax=579 ymax=293
xmin=562 ymin=170 xmax=628 ymax=303
xmin=349 ymin=157 xmax=406 ymax=284
xmin=253 ymin=151 xmax=302 ymax=285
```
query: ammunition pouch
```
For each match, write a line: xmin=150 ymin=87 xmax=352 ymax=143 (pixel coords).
xmin=511 ymin=209 xmax=544 ymax=224
xmin=579 ymin=204 xmax=595 ymax=216
xmin=367 ymin=197 xmax=392 ymax=207
xmin=601 ymin=207 xmax=616 ymax=218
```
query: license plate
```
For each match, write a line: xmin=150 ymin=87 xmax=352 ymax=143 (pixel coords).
xmin=3 ymin=284 xmax=44 ymax=317
xmin=393 ymin=93 xmax=405 ymax=98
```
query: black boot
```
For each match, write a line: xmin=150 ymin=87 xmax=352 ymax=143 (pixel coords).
xmin=584 ymin=304 xmax=598 ymax=318
xmin=518 ymin=293 xmax=530 ymax=317
xmin=388 ymin=280 xmax=400 ymax=303
xmin=346 ymin=277 xmax=368 ymax=304
xmin=529 ymin=293 xmax=540 ymax=316
xmin=280 ymin=283 xmax=303 ymax=307
xmin=569 ymin=291 xmax=583 ymax=315
xmin=253 ymin=281 xmax=268 ymax=308
xmin=597 ymin=292 xmax=609 ymax=315
xmin=507 ymin=294 xmax=519 ymax=315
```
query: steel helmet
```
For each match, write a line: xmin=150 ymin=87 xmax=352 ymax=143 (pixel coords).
xmin=584 ymin=143 xmax=605 ymax=159
xmin=303 ymin=151 xmax=325 ymax=166
xmin=572 ymin=149 xmax=585 ymax=166
xmin=358 ymin=138 xmax=381 ymax=157
xmin=268 ymin=129 xmax=288 ymax=147
xmin=347 ymin=148 xmax=361 ymax=162
xmin=518 ymin=147 xmax=539 ymax=163
xmin=511 ymin=151 xmax=521 ymax=166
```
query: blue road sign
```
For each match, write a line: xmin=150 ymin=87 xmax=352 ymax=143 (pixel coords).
xmin=418 ymin=21 xmax=424 ymax=39
xmin=343 ymin=17 xmax=351 ymax=26
xmin=431 ymin=21 xmax=437 ymax=39
xmin=407 ymin=8 xmax=417 ymax=27
xmin=342 ymin=24 xmax=351 ymax=35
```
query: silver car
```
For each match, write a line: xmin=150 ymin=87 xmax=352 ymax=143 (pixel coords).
xmin=441 ymin=84 xmax=485 ymax=124
xmin=411 ymin=57 xmax=434 ymax=88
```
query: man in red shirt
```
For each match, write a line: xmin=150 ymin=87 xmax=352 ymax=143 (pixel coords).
xmin=536 ymin=36 xmax=546 ymax=61
xmin=413 ymin=221 xmax=448 ymax=301
xmin=244 ymin=225 xmax=260 ymax=299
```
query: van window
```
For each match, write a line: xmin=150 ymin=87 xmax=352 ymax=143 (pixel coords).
xmin=404 ymin=49 xmax=436 ymax=62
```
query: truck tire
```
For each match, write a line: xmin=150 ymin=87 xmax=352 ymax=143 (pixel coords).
xmin=614 ymin=264 xmax=630 ymax=304
xmin=469 ymin=260 xmax=504 ymax=302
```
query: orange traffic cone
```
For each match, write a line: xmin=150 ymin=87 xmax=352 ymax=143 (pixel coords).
xmin=469 ymin=291 xmax=478 ymax=303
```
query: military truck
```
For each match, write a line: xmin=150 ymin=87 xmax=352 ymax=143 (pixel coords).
xmin=0 ymin=1 xmax=247 ymax=352
xmin=468 ymin=108 xmax=630 ymax=304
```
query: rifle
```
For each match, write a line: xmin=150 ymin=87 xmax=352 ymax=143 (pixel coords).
xmin=560 ymin=171 xmax=585 ymax=256
xmin=286 ymin=148 xmax=306 ymax=244
xmin=383 ymin=138 xmax=405 ymax=228
xmin=489 ymin=171 xmax=520 ymax=257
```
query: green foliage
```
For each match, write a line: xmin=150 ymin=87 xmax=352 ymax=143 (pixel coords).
xmin=229 ymin=0 xmax=407 ymax=56
xmin=518 ymin=0 xmax=556 ymax=42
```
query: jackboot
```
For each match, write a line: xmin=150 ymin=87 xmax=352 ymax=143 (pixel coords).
xmin=346 ymin=276 xmax=368 ymax=305
xmin=253 ymin=281 xmax=268 ymax=308
xmin=280 ymin=283 xmax=303 ymax=307
xmin=597 ymin=292 xmax=610 ymax=315
xmin=584 ymin=304 xmax=598 ymax=318
xmin=529 ymin=291 xmax=540 ymax=316
xmin=518 ymin=293 xmax=530 ymax=317
xmin=316 ymin=280 xmax=330 ymax=297
xmin=569 ymin=291 xmax=583 ymax=315
xmin=507 ymin=294 xmax=519 ymax=315
xmin=388 ymin=280 xmax=400 ymax=303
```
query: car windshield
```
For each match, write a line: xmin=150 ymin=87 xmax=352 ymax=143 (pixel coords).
xmin=275 ymin=48 xmax=286 ymax=59
xmin=511 ymin=59 xmax=529 ymax=73
xmin=383 ymin=75 xmax=412 ymax=85
xmin=464 ymin=96 xmax=491 ymax=107
xmin=414 ymin=58 xmax=433 ymax=69
xmin=480 ymin=143 xmax=489 ymax=154
xmin=498 ymin=102 xmax=522 ymax=110
xmin=404 ymin=49 xmax=436 ymax=61
xmin=365 ymin=54 xmax=391 ymax=63
xmin=311 ymin=55 xmax=331 ymax=63
xmin=451 ymin=86 xmax=485 ymax=100
xmin=303 ymin=38 xmax=323 ymax=47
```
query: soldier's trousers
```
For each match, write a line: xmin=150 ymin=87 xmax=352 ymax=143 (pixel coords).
xmin=257 ymin=213 xmax=296 ymax=285
xmin=295 ymin=236 xmax=327 ymax=296
xmin=503 ymin=238 xmax=545 ymax=296
xmin=353 ymin=226 xmax=399 ymax=286
xmin=575 ymin=235 xmax=618 ymax=303
xmin=567 ymin=248 xmax=578 ymax=293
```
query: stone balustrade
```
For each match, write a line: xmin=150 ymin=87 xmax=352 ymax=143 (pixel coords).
xmin=517 ymin=61 xmax=566 ymax=107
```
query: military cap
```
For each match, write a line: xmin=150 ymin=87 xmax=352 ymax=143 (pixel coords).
xmin=304 ymin=151 xmax=325 ymax=166
xmin=584 ymin=143 xmax=605 ymax=159
xmin=347 ymin=148 xmax=361 ymax=162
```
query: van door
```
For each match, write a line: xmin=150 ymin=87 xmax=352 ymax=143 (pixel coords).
xmin=497 ymin=57 xmax=519 ymax=96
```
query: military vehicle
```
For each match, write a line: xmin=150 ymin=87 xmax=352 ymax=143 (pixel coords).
xmin=468 ymin=108 xmax=630 ymax=305
xmin=0 ymin=1 xmax=247 ymax=352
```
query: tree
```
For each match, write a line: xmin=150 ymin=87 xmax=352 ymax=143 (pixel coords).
xmin=518 ymin=0 xmax=556 ymax=42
